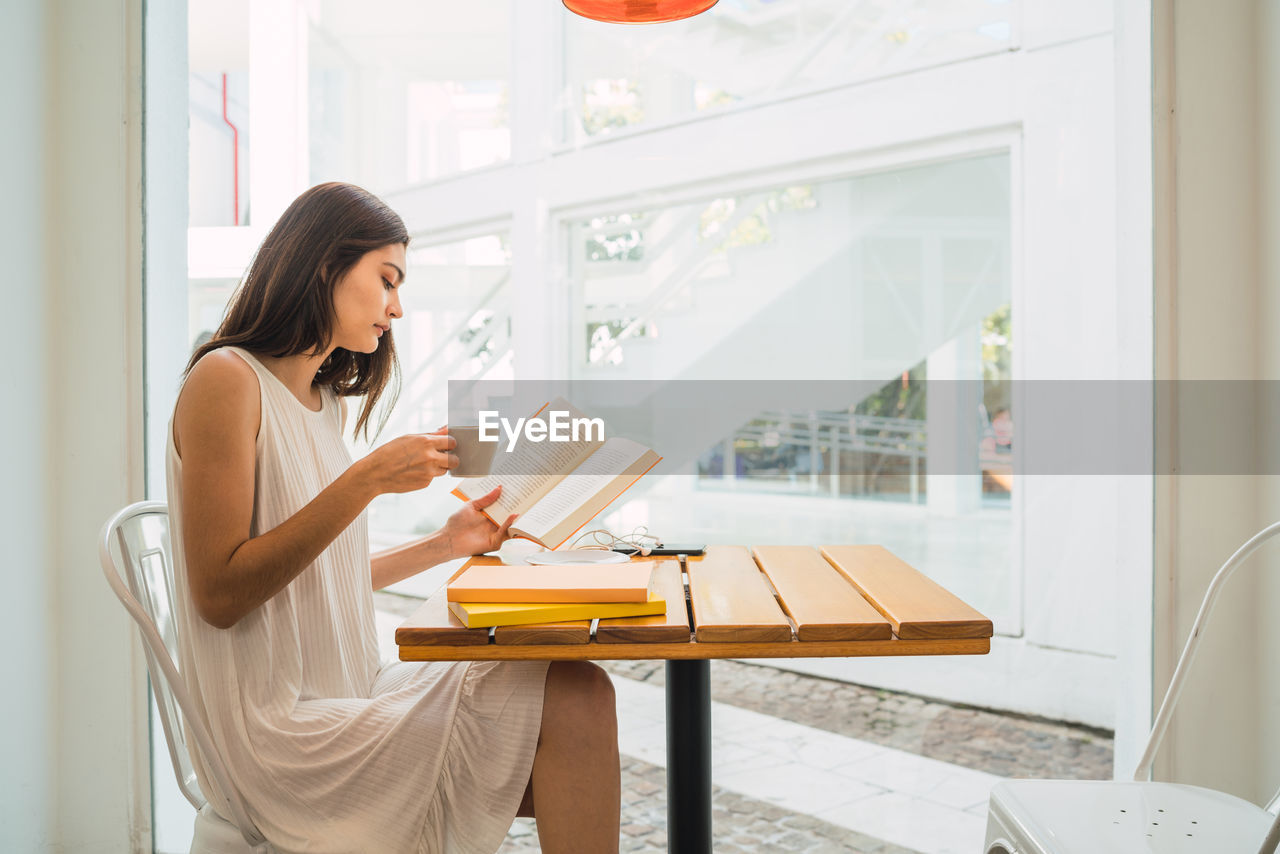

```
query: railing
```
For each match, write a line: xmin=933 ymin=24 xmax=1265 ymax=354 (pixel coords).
xmin=587 ymin=192 xmax=771 ymax=367
xmin=701 ymin=410 xmax=929 ymax=502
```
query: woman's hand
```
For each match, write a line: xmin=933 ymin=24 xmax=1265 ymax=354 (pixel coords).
xmin=439 ymin=486 xmax=517 ymax=559
xmin=359 ymin=429 xmax=456 ymax=496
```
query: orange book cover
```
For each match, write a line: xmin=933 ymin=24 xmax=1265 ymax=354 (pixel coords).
xmin=446 ymin=563 xmax=654 ymax=604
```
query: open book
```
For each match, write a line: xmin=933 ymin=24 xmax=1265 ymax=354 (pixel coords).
xmin=451 ymin=398 xmax=662 ymax=549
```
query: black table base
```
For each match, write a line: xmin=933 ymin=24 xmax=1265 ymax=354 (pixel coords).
xmin=666 ymin=659 xmax=712 ymax=854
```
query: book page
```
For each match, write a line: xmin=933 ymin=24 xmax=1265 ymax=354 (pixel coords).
xmin=514 ymin=438 xmax=649 ymax=540
xmin=456 ymin=398 xmax=604 ymax=519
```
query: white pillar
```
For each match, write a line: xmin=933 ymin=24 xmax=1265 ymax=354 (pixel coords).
xmin=510 ymin=0 xmax=559 ymax=379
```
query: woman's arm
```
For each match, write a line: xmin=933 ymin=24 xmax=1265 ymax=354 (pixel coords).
xmin=175 ymin=350 xmax=453 ymax=628
xmin=370 ymin=532 xmax=453 ymax=591
xmin=369 ymin=487 xmax=516 ymax=590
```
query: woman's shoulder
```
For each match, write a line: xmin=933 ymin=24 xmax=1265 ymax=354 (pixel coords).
xmin=174 ymin=348 xmax=262 ymax=456
xmin=186 ymin=347 xmax=261 ymax=399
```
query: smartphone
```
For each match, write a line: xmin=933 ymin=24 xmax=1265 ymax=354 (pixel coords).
xmin=613 ymin=544 xmax=706 ymax=556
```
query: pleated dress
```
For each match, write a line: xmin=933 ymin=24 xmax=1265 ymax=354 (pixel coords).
xmin=167 ymin=346 xmax=549 ymax=854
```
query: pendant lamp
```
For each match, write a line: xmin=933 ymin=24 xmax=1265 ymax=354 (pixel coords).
xmin=563 ymin=0 xmax=720 ymax=24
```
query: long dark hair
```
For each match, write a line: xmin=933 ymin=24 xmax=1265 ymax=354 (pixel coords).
xmin=187 ymin=182 xmax=409 ymax=438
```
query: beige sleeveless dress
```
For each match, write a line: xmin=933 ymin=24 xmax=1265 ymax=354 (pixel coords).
xmin=167 ymin=346 xmax=548 ymax=853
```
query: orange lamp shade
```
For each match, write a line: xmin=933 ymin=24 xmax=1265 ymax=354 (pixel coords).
xmin=563 ymin=0 xmax=720 ymax=24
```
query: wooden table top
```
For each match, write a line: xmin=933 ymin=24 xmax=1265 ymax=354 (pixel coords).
xmin=396 ymin=545 xmax=993 ymax=662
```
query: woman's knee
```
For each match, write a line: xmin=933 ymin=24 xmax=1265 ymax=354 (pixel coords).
xmin=543 ymin=661 xmax=616 ymax=733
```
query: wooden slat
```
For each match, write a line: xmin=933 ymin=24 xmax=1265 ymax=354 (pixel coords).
xmin=495 ymin=620 xmax=591 ymax=645
xmin=753 ymin=546 xmax=892 ymax=641
xmin=820 ymin=545 xmax=993 ymax=640
xmin=596 ymin=560 xmax=690 ymax=643
xmin=401 ymin=636 xmax=991 ymax=662
xmin=686 ymin=546 xmax=792 ymax=642
xmin=395 ymin=588 xmax=491 ymax=647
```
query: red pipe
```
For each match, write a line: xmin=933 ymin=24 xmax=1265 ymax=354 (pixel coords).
xmin=220 ymin=73 xmax=240 ymax=226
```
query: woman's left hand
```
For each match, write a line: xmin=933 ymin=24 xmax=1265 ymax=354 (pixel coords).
xmin=440 ymin=486 xmax=516 ymax=558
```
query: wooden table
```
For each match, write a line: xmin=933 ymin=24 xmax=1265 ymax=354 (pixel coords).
xmin=397 ymin=545 xmax=992 ymax=854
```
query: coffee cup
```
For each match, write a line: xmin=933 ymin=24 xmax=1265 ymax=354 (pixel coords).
xmin=447 ymin=425 xmax=498 ymax=477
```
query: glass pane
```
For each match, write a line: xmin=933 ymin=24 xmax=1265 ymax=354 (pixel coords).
xmin=571 ymin=154 xmax=1016 ymax=627
xmin=308 ymin=2 xmax=512 ymax=189
xmin=188 ymin=71 xmax=248 ymax=227
xmin=187 ymin=0 xmax=510 ymax=226
xmin=559 ymin=0 xmax=1018 ymax=142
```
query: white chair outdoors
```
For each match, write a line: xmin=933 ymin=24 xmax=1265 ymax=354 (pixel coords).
xmin=984 ymin=521 xmax=1280 ymax=854
xmin=100 ymin=501 xmax=271 ymax=854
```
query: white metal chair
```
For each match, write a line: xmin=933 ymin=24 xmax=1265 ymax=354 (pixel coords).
xmin=984 ymin=521 xmax=1280 ymax=853
xmin=100 ymin=501 xmax=272 ymax=854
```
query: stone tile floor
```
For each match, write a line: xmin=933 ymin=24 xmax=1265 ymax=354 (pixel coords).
xmin=599 ymin=659 xmax=1113 ymax=782
xmin=374 ymin=592 xmax=1112 ymax=853
xmin=498 ymin=757 xmax=916 ymax=854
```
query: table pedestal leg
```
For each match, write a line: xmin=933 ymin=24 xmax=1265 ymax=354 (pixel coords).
xmin=666 ymin=659 xmax=711 ymax=854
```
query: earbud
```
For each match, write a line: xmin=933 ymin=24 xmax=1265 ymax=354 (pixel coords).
xmin=569 ymin=525 xmax=660 ymax=556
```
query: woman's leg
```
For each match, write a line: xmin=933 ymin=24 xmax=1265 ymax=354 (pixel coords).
xmin=524 ymin=660 xmax=620 ymax=853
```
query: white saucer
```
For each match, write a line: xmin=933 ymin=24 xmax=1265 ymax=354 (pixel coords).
xmin=525 ymin=549 xmax=630 ymax=566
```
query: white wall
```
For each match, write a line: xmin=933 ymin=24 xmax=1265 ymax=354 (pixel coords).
xmin=1154 ymin=0 xmax=1269 ymax=803
xmin=1257 ymin=0 xmax=1280 ymax=807
xmin=0 ymin=0 xmax=148 ymax=850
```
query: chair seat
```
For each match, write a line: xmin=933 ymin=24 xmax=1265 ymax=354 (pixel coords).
xmin=192 ymin=803 xmax=263 ymax=854
xmin=985 ymin=780 xmax=1272 ymax=854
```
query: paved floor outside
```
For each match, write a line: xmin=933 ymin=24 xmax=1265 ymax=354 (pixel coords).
xmin=375 ymin=593 xmax=1111 ymax=853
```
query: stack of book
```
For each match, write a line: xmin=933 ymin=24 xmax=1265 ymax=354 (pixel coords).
xmin=445 ymin=563 xmax=666 ymax=628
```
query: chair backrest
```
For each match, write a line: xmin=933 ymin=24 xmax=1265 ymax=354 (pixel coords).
xmin=1129 ymin=519 xmax=1280 ymax=854
xmin=99 ymin=501 xmax=267 ymax=849
xmin=1134 ymin=519 xmax=1280 ymax=781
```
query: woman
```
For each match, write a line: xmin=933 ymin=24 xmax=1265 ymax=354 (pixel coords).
xmin=169 ymin=182 xmax=620 ymax=853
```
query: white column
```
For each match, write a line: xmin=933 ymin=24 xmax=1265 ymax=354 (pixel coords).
xmin=45 ymin=0 xmax=150 ymax=849
xmin=510 ymin=0 xmax=559 ymax=379
xmin=248 ymin=0 xmax=309 ymax=226
xmin=360 ymin=64 xmax=408 ymax=191
xmin=1111 ymin=0 xmax=1155 ymax=781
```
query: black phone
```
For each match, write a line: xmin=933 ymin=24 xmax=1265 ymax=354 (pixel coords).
xmin=612 ymin=544 xmax=706 ymax=556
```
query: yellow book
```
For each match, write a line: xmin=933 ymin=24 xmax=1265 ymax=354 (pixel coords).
xmin=447 ymin=593 xmax=667 ymax=629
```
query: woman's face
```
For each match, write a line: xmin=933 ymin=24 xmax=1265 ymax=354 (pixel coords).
xmin=330 ymin=243 xmax=407 ymax=354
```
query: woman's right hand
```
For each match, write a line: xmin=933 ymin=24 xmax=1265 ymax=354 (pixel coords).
xmin=360 ymin=430 xmax=457 ymax=495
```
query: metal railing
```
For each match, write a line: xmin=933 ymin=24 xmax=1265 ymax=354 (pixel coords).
xmin=703 ymin=410 xmax=929 ymax=501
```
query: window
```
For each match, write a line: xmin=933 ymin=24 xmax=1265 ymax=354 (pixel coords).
xmin=569 ymin=153 xmax=1019 ymax=630
xmin=148 ymin=1 xmax=1147 ymax=850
